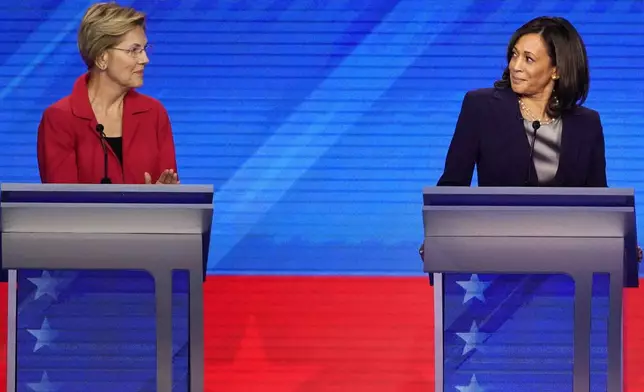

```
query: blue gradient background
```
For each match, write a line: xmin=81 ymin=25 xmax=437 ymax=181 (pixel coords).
xmin=1 ymin=0 xmax=643 ymax=391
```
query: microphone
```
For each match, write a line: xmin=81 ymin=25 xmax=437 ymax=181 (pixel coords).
xmin=95 ymin=124 xmax=112 ymax=184
xmin=525 ymin=120 xmax=541 ymax=185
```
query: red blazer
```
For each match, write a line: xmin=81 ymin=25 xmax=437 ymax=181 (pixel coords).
xmin=37 ymin=73 xmax=177 ymax=184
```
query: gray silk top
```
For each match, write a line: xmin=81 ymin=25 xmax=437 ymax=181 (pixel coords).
xmin=523 ymin=118 xmax=562 ymax=184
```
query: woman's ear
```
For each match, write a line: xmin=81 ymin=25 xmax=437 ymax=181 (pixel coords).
xmin=95 ymin=51 xmax=108 ymax=71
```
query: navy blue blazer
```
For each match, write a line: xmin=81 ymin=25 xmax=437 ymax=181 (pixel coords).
xmin=437 ymin=87 xmax=607 ymax=187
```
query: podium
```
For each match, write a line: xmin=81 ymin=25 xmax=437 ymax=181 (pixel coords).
xmin=0 ymin=183 xmax=213 ymax=392
xmin=422 ymin=187 xmax=638 ymax=392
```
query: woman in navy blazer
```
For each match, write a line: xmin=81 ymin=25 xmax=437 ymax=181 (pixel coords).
xmin=437 ymin=16 xmax=606 ymax=188
xmin=421 ymin=16 xmax=623 ymax=262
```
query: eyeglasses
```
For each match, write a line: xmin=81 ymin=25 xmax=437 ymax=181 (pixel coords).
xmin=110 ymin=44 xmax=151 ymax=58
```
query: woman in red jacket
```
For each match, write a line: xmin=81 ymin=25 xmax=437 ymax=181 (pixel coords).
xmin=37 ymin=2 xmax=178 ymax=185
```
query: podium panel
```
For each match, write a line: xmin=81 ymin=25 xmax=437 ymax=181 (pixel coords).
xmin=14 ymin=269 xmax=189 ymax=392
xmin=422 ymin=187 xmax=638 ymax=392
xmin=439 ymin=272 xmax=610 ymax=391
xmin=0 ymin=184 xmax=214 ymax=392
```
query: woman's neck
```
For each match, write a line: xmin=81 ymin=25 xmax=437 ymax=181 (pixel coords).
xmin=87 ymin=72 xmax=127 ymax=116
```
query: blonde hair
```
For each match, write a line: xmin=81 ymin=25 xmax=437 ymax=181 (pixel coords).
xmin=78 ymin=2 xmax=146 ymax=69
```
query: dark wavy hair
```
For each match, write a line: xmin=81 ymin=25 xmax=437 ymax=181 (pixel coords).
xmin=494 ymin=16 xmax=590 ymax=118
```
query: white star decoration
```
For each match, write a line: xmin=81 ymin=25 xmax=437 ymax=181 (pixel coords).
xmin=456 ymin=274 xmax=490 ymax=304
xmin=27 ymin=271 xmax=64 ymax=301
xmin=27 ymin=371 xmax=59 ymax=392
xmin=27 ymin=318 xmax=58 ymax=352
xmin=456 ymin=321 xmax=489 ymax=355
xmin=456 ymin=374 xmax=485 ymax=392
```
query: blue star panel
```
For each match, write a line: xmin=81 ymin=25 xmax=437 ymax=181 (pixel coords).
xmin=444 ymin=273 xmax=609 ymax=391
xmin=15 ymin=270 xmax=189 ymax=392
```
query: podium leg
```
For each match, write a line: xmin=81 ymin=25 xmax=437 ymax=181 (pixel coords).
xmin=155 ymin=272 xmax=174 ymax=392
xmin=434 ymin=273 xmax=443 ymax=392
xmin=6 ymin=270 xmax=16 ymax=392
xmin=572 ymin=273 xmax=592 ymax=392
xmin=607 ymin=272 xmax=624 ymax=391
xmin=190 ymin=268 xmax=205 ymax=392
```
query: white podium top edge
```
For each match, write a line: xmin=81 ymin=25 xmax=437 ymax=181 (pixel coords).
xmin=0 ymin=183 xmax=214 ymax=194
xmin=422 ymin=186 xmax=634 ymax=197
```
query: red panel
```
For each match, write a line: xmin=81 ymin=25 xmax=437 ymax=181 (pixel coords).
xmin=0 ymin=277 xmax=644 ymax=391
xmin=625 ymin=284 xmax=644 ymax=392
xmin=0 ymin=283 xmax=5 ymax=390
xmin=203 ymin=276 xmax=435 ymax=391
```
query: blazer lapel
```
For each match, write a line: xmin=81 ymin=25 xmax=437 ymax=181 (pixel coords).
xmin=70 ymin=73 xmax=101 ymax=135
xmin=554 ymin=110 xmax=582 ymax=185
xmin=122 ymin=103 xmax=139 ymax=162
xmin=492 ymin=88 xmax=538 ymax=185
xmin=121 ymin=90 xmax=152 ymax=181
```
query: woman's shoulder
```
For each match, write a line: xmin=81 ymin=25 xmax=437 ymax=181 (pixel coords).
xmin=563 ymin=105 xmax=603 ymax=138
xmin=563 ymin=105 xmax=601 ymax=135
xmin=465 ymin=87 xmax=497 ymax=98
xmin=41 ymin=94 xmax=74 ymax=121
xmin=568 ymin=104 xmax=600 ymax=120
xmin=462 ymin=87 xmax=513 ymax=105
xmin=459 ymin=87 xmax=516 ymax=118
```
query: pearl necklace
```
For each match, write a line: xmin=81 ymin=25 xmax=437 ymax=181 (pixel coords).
xmin=518 ymin=98 xmax=555 ymax=125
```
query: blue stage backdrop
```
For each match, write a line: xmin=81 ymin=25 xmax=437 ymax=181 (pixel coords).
xmin=1 ymin=1 xmax=643 ymax=391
